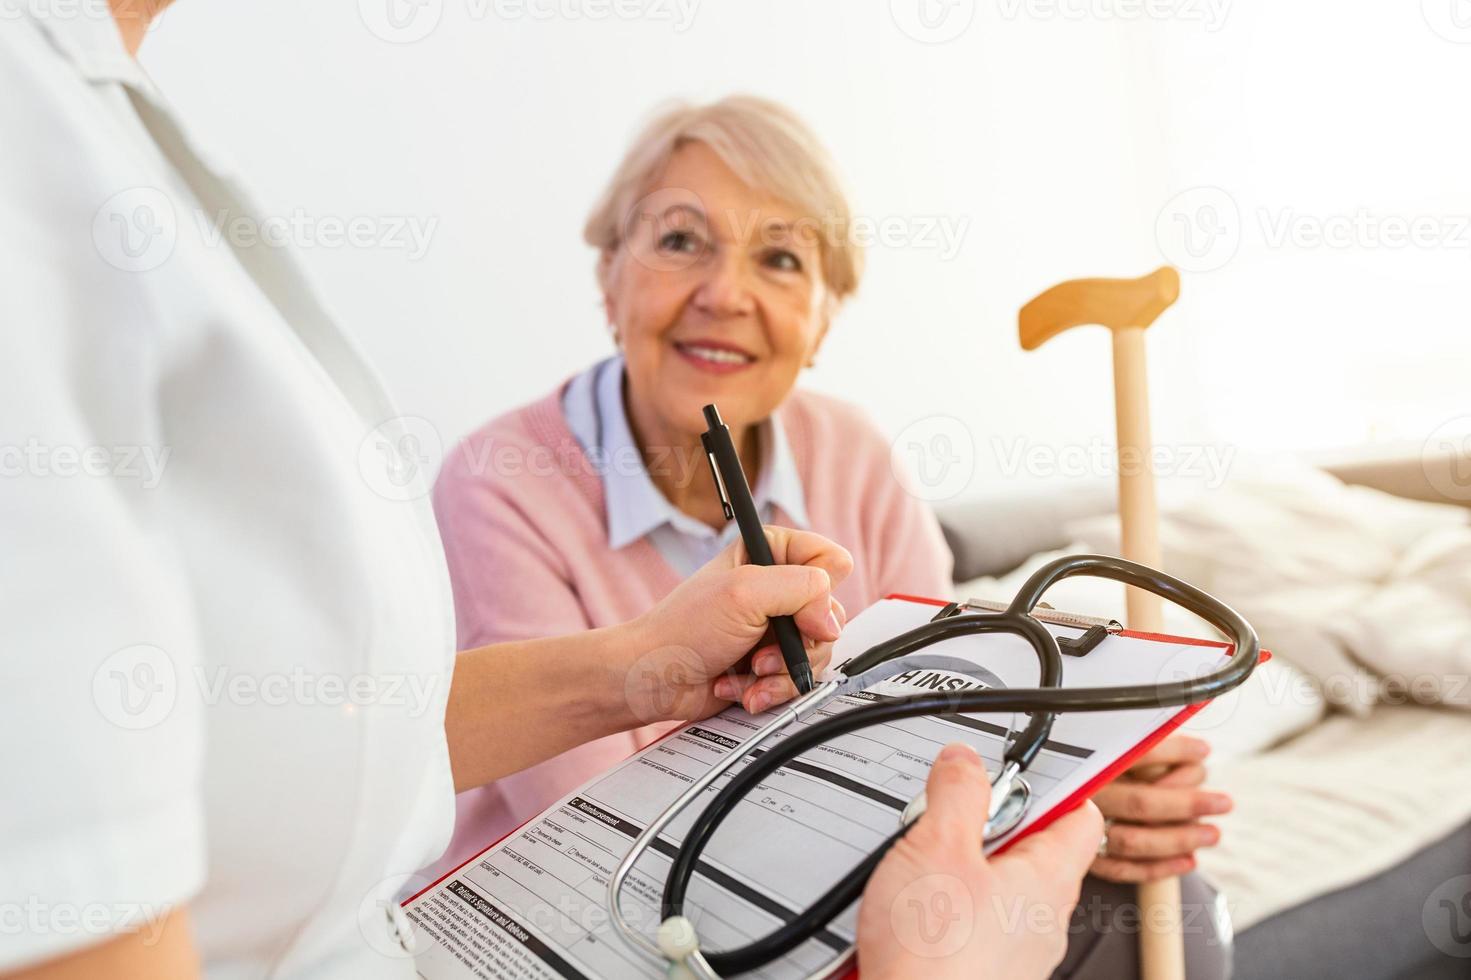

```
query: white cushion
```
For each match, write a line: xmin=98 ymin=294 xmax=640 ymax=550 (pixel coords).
xmin=955 ymin=546 xmax=1327 ymax=765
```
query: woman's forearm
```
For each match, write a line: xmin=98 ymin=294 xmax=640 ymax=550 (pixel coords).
xmin=6 ymin=908 xmax=199 ymax=980
xmin=444 ymin=527 xmax=851 ymax=793
xmin=444 ymin=621 xmax=649 ymax=793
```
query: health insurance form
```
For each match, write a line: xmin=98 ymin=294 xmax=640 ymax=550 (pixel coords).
xmin=404 ymin=597 xmax=1234 ymax=979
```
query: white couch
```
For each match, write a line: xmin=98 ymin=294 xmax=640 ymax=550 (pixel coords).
xmin=935 ymin=449 xmax=1471 ymax=979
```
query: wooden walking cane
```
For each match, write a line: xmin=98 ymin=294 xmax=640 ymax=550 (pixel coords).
xmin=1018 ymin=265 xmax=1184 ymax=980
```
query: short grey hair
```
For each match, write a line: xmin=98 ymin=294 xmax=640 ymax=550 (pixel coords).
xmin=584 ymin=95 xmax=864 ymax=307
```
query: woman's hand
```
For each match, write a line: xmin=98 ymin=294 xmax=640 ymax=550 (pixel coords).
xmin=446 ymin=526 xmax=849 ymax=791
xmin=621 ymin=526 xmax=852 ymax=723
xmin=1089 ymin=734 xmax=1233 ymax=883
xmin=858 ymin=744 xmax=1102 ymax=980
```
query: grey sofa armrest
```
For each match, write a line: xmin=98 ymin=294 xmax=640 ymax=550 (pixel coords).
xmin=1318 ymin=446 xmax=1471 ymax=511
xmin=936 ymin=447 xmax=1470 ymax=583
xmin=934 ymin=482 xmax=1116 ymax=582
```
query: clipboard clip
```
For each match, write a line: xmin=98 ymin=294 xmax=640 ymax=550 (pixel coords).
xmin=699 ymin=431 xmax=735 ymax=521
xmin=929 ymin=599 xmax=1121 ymax=657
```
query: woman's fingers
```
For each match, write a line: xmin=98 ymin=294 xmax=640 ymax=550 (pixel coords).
xmin=792 ymin=593 xmax=843 ymax=643
xmin=724 ymin=563 xmax=840 ymax=642
xmin=724 ymin=586 xmax=844 ymax=713
xmin=714 ymin=529 xmax=850 ymax=644
xmin=720 ymin=654 xmax=809 ymax=713
xmin=774 ymin=637 xmax=834 ymax=676
xmin=791 ymin=598 xmax=846 ymax=659
xmin=1128 ymin=734 xmax=1211 ymax=773
xmin=808 ymin=637 xmax=835 ymax=674
xmin=1153 ymin=763 xmax=1208 ymax=789
xmin=1102 ymin=820 xmax=1221 ymax=860
xmin=751 ymin=606 xmax=841 ymax=677
xmin=705 ymin=528 xmax=852 ymax=714
xmin=712 ymin=667 xmax=793 ymax=714
xmin=1090 ymin=855 xmax=1197 ymax=884
xmin=756 ymin=526 xmax=854 ymax=587
xmin=1093 ymin=782 xmax=1233 ymax=823
xmin=734 ymin=644 xmax=833 ymax=712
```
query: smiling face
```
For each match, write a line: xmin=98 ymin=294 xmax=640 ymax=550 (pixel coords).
xmin=602 ymin=141 xmax=831 ymax=447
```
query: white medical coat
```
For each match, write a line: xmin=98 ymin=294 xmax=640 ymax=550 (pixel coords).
xmin=1 ymin=8 xmax=458 ymax=977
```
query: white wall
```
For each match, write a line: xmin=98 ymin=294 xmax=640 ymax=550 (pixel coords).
xmin=140 ymin=1 xmax=1471 ymax=496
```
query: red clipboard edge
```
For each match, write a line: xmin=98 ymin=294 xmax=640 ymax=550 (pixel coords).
xmin=883 ymin=592 xmax=1272 ymax=856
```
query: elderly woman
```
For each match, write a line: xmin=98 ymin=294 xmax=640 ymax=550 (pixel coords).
xmin=430 ymin=97 xmax=1230 ymax=978
xmin=429 ymin=97 xmax=953 ymax=860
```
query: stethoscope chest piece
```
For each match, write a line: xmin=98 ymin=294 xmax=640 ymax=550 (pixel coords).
xmin=900 ymin=771 xmax=1032 ymax=842
xmin=985 ymin=776 xmax=1031 ymax=840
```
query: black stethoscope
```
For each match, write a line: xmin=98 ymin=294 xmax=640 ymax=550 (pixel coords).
xmin=607 ymin=553 xmax=1260 ymax=979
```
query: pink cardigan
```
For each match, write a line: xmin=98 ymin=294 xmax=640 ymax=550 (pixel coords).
xmin=424 ymin=384 xmax=953 ymax=876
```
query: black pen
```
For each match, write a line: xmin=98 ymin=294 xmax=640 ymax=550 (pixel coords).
xmin=700 ymin=403 xmax=815 ymax=696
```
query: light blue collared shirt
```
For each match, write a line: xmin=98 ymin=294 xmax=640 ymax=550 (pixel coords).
xmin=562 ymin=356 xmax=810 ymax=577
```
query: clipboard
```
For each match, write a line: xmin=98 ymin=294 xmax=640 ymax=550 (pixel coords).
xmin=403 ymin=594 xmax=1269 ymax=980
xmin=883 ymin=593 xmax=1271 ymax=852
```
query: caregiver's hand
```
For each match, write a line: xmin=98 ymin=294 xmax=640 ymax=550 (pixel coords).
xmin=858 ymin=744 xmax=1102 ymax=980
xmin=624 ymin=526 xmax=851 ymax=722
xmin=1090 ymin=734 xmax=1233 ymax=883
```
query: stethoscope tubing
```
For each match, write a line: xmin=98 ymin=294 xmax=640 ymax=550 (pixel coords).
xmin=605 ymin=680 xmax=843 ymax=970
xmin=610 ymin=554 xmax=1260 ymax=979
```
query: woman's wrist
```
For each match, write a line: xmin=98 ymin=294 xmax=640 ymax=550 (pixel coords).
xmin=523 ymin=620 xmax=660 ymax=737
xmin=446 ymin=623 xmax=659 ymax=791
xmin=601 ymin=611 xmax=690 ymax=727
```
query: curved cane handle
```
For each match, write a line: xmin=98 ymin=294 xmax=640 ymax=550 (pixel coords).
xmin=1019 ymin=266 xmax=1180 ymax=349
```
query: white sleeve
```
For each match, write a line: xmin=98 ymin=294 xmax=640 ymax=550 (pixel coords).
xmin=0 ymin=25 xmax=205 ymax=971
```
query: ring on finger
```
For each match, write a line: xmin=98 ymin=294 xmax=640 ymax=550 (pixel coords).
xmin=1097 ymin=818 xmax=1114 ymax=858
